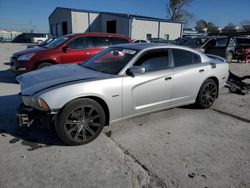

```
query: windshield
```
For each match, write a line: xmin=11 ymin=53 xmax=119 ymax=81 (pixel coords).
xmin=184 ymin=38 xmax=209 ymax=48
xmin=40 ymin=38 xmax=54 ymax=46
xmin=44 ymin=36 xmax=69 ymax=49
xmin=82 ymin=47 xmax=138 ymax=75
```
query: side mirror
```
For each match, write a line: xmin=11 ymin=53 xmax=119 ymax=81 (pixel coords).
xmin=126 ymin=66 xmax=145 ymax=77
xmin=62 ymin=46 xmax=70 ymax=53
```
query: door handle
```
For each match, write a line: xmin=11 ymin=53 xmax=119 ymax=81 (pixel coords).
xmin=165 ymin=77 xmax=172 ymax=80
xmin=199 ymin=69 xmax=205 ymax=72
xmin=85 ymin=52 xmax=90 ymax=55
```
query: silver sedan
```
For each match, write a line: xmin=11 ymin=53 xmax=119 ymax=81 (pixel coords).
xmin=17 ymin=43 xmax=229 ymax=145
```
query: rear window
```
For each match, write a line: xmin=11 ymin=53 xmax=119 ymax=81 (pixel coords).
xmin=92 ymin=37 xmax=111 ymax=48
xmin=172 ymin=49 xmax=201 ymax=67
xmin=111 ymin=37 xmax=129 ymax=45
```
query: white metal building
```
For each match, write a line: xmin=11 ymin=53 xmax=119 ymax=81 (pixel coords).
xmin=49 ymin=7 xmax=183 ymax=40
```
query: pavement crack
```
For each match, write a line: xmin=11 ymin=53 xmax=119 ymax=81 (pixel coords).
xmin=212 ymin=109 xmax=250 ymax=123
xmin=103 ymin=132 xmax=167 ymax=188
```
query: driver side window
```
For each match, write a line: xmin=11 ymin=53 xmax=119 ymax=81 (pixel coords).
xmin=133 ymin=49 xmax=169 ymax=72
xmin=67 ymin=37 xmax=89 ymax=50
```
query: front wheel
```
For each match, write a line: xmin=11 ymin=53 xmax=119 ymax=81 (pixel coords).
xmin=195 ymin=79 xmax=218 ymax=109
xmin=55 ymin=98 xmax=105 ymax=145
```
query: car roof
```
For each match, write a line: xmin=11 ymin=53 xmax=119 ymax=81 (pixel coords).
xmin=63 ymin=32 xmax=131 ymax=39
xmin=112 ymin=43 xmax=211 ymax=62
xmin=113 ymin=43 xmax=193 ymax=51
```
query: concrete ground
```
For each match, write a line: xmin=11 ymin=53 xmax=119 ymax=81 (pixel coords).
xmin=0 ymin=43 xmax=249 ymax=188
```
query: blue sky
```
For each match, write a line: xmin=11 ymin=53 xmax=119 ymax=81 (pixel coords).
xmin=0 ymin=0 xmax=249 ymax=32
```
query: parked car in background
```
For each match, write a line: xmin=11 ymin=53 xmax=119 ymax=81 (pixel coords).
xmin=16 ymin=43 xmax=229 ymax=145
xmin=234 ymin=37 xmax=250 ymax=62
xmin=13 ymin=33 xmax=49 ymax=43
xmin=149 ymin=38 xmax=176 ymax=44
xmin=183 ymin=36 xmax=236 ymax=63
xmin=133 ymin=39 xmax=149 ymax=43
xmin=174 ymin=37 xmax=191 ymax=45
xmin=27 ymin=37 xmax=56 ymax=49
xmin=10 ymin=33 xmax=132 ymax=75
xmin=183 ymin=36 xmax=210 ymax=49
xmin=32 ymin=33 xmax=49 ymax=44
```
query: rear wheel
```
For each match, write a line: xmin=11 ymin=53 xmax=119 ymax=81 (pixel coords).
xmin=55 ymin=98 xmax=105 ymax=145
xmin=226 ymin=51 xmax=233 ymax=63
xmin=37 ymin=62 xmax=52 ymax=69
xmin=196 ymin=79 xmax=218 ymax=109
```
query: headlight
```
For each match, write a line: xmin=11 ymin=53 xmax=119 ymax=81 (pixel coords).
xmin=17 ymin=53 xmax=35 ymax=61
xmin=37 ymin=98 xmax=50 ymax=111
xmin=31 ymin=97 xmax=50 ymax=111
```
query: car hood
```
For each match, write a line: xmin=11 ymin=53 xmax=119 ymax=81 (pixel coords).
xmin=17 ymin=64 xmax=110 ymax=96
xmin=13 ymin=47 xmax=48 ymax=57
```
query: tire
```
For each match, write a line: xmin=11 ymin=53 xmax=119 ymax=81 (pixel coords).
xmin=226 ymin=51 xmax=233 ymax=63
xmin=55 ymin=98 xmax=105 ymax=145
xmin=37 ymin=62 xmax=52 ymax=69
xmin=37 ymin=40 xmax=43 ymax=44
xmin=195 ymin=79 xmax=218 ymax=109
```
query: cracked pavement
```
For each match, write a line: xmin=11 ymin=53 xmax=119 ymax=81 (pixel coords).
xmin=0 ymin=43 xmax=250 ymax=188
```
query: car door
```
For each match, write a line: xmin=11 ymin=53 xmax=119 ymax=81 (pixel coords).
xmin=205 ymin=38 xmax=229 ymax=58
xmin=60 ymin=37 xmax=92 ymax=64
xmin=171 ymin=49 xmax=209 ymax=106
xmin=204 ymin=39 xmax=217 ymax=55
xmin=122 ymin=49 xmax=173 ymax=118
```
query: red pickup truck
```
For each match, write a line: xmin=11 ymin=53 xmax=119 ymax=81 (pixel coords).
xmin=10 ymin=33 xmax=132 ymax=75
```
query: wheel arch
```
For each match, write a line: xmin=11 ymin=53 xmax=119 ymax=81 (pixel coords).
xmin=87 ymin=96 xmax=110 ymax=126
xmin=36 ymin=60 xmax=57 ymax=69
xmin=227 ymin=50 xmax=234 ymax=55
xmin=57 ymin=96 xmax=110 ymax=126
xmin=204 ymin=76 xmax=219 ymax=98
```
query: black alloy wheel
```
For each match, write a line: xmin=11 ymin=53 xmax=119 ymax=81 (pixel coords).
xmin=56 ymin=98 xmax=105 ymax=145
xmin=196 ymin=79 xmax=218 ymax=109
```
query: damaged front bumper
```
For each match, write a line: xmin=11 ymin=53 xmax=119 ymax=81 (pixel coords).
xmin=16 ymin=104 xmax=54 ymax=127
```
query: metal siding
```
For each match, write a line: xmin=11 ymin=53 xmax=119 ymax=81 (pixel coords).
xmin=159 ymin=22 xmax=182 ymax=40
xmin=48 ymin=8 xmax=72 ymax=36
xmin=48 ymin=7 xmax=182 ymax=39
xmin=101 ymin=14 xmax=129 ymax=36
xmin=131 ymin=19 xmax=159 ymax=40
xmin=71 ymin=11 xmax=89 ymax=33
xmin=89 ymin=13 xmax=102 ymax=32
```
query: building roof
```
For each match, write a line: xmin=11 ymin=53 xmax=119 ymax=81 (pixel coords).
xmin=49 ymin=7 xmax=182 ymax=24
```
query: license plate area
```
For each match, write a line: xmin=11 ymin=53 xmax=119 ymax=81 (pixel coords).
xmin=16 ymin=113 xmax=34 ymax=127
